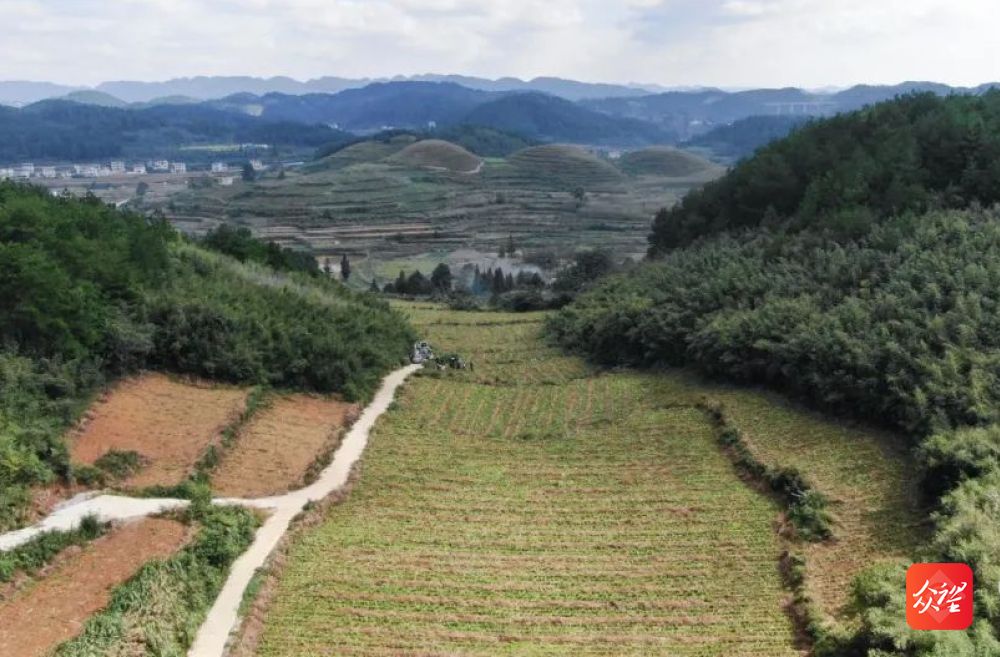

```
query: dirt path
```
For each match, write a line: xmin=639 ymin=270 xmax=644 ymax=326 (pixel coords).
xmin=189 ymin=364 xmax=420 ymax=657
xmin=0 ymin=518 xmax=188 ymax=657
xmin=0 ymin=364 xmax=421 ymax=657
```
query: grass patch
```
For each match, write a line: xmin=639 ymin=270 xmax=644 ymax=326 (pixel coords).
xmin=0 ymin=515 xmax=107 ymax=583
xmin=93 ymin=450 xmax=146 ymax=480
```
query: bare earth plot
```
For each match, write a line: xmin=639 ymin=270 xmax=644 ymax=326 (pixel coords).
xmin=0 ymin=518 xmax=188 ymax=657
xmin=70 ymin=373 xmax=250 ymax=489
xmin=212 ymin=394 xmax=357 ymax=498
xmin=250 ymin=308 xmax=799 ymax=657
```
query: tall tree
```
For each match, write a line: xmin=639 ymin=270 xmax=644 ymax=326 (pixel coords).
xmin=431 ymin=263 xmax=453 ymax=291
xmin=340 ymin=254 xmax=351 ymax=281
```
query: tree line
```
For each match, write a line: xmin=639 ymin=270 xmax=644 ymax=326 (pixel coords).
xmin=651 ymin=91 xmax=1000 ymax=252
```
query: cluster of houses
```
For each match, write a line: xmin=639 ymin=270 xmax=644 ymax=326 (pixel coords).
xmin=0 ymin=160 xmax=239 ymax=181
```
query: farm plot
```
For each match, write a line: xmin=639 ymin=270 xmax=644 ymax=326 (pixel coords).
xmin=250 ymin=307 xmax=800 ymax=656
xmin=212 ymin=394 xmax=357 ymax=498
xmin=70 ymin=373 xmax=250 ymax=489
xmin=692 ymin=381 xmax=926 ymax=626
xmin=0 ymin=518 xmax=188 ymax=657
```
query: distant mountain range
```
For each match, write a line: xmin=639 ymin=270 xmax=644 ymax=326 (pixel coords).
xmin=205 ymin=83 xmax=673 ymax=145
xmin=0 ymin=100 xmax=349 ymax=162
xmin=3 ymin=77 xmax=1000 ymax=162
xmin=583 ymin=82 xmax=1000 ymax=138
xmin=0 ymin=75 xmax=664 ymax=106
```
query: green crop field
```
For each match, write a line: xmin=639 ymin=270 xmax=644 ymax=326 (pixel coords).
xmin=246 ymin=304 xmax=923 ymax=655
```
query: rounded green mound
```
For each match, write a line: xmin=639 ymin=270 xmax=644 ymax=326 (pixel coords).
xmin=311 ymin=135 xmax=418 ymax=172
xmin=390 ymin=139 xmax=483 ymax=173
xmin=618 ymin=146 xmax=715 ymax=177
xmin=507 ymin=144 xmax=624 ymax=188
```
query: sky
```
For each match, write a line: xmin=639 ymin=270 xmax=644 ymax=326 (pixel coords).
xmin=1 ymin=0 xmax=998 ymax=88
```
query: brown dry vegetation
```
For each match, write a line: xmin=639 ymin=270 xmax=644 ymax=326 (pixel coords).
xmin=0 ymin=518 xmax=189 ymax=657
xmin=70 ymin=373 xmax=250 ymax=489
xmin=212 ymin=395 xmax=357 ymax=498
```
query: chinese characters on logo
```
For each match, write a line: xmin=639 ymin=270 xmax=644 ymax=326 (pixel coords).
xmin=906 ymin=563 xmax=974 ymax=630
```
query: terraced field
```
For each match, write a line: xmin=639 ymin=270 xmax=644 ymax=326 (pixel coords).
xmin=161 ymin=140 xmax=724 ymax=285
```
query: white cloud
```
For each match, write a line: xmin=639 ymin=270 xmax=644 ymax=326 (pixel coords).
xmin=0 ymin=0 xmax=997 ymax=87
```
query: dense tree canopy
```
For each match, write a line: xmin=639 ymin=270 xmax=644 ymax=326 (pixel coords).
xmin=651 ymin=92 xmax=1000 ymax=253
xmin=202 ymin=224 xmax=319 ymax=276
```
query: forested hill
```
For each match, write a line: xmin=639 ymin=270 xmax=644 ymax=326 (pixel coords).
xmin=0 ymin=100 xmax=349 ymax=161
xmin=0 ymin=182 xmax=413 ymax=530
xmin=650 ymin=91 xmax=1000 ymax=252
xmin=550 ymin=91 xmax=1000 ymax=656
xmin=683 ymin=115 xmax=808 ymax=162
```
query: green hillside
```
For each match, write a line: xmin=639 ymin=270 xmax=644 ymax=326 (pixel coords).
xmin=550 ymin=93 xmax=1000 ymax=656
xmin=0 ymin=182 xmax=414 ymax=531
xmin=389 ymin=139 xmax=482 ymax=172
xmin=309 ymin=135 xmax=417 ymax=171
xmin=651 ymin=91 xmax=1000 ymax=252
xmin=617 ymin=146 xmax=720 ymax=177
xmin=506 ymin=144 xmax=625 ymax=189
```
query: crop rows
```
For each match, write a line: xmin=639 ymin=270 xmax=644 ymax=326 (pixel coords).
xmin=253 ymin=306 xmax=798 ymax=656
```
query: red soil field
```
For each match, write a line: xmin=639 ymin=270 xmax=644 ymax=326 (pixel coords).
xmin=70 ymin=373 xmax=250 ymax=489
xmin=212 ymin=395 xmax=356 ymax=498
xmin=0 ymin=518 xmax=189 ymax=657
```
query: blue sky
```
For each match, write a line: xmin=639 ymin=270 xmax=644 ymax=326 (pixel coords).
xmin=1 ymin=0 xmax=997 ymax=87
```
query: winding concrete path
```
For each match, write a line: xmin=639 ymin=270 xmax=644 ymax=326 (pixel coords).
xmin=0 ymin=364 xmax=421 ymax=657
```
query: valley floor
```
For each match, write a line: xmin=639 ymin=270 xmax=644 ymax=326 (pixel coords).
xmin=246 ymin=305 xmax=923 ymax=656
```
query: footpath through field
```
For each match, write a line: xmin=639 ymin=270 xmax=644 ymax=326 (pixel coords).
xmin=248 ymin=305 xmax=801 ymax=657
xmin=0 ymin=364 xmax=421 ymax=657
